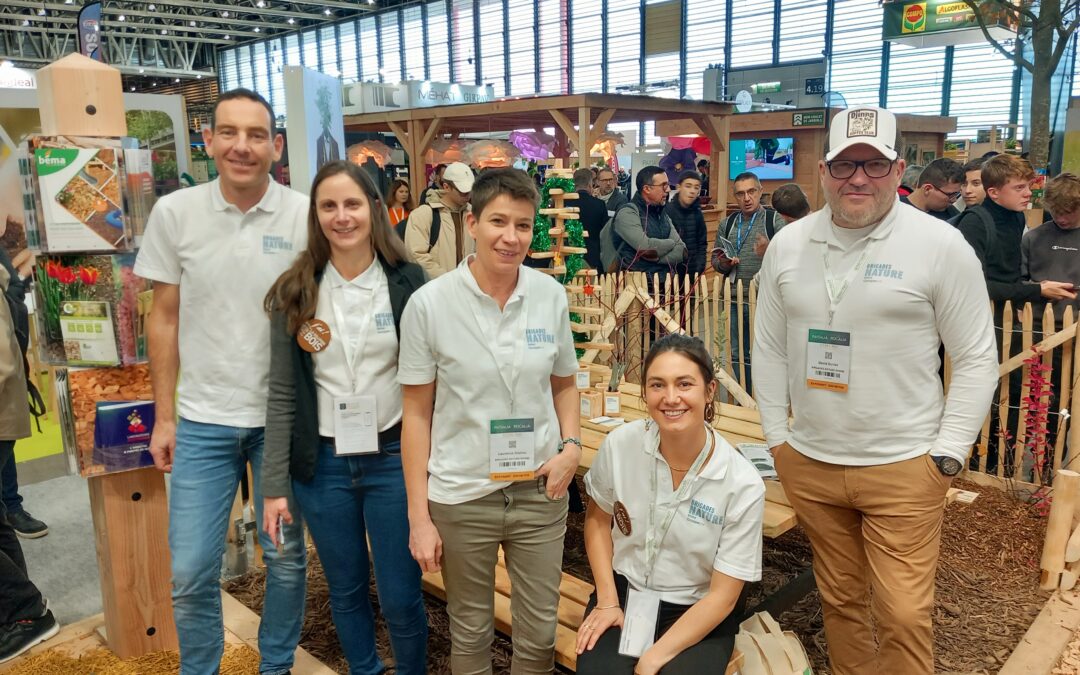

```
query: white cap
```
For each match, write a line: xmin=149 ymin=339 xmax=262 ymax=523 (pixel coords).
xmin=825 ymin=107 xmax=899 ymax=162
xmin=442 ymin=162 xmax=475 ymax=193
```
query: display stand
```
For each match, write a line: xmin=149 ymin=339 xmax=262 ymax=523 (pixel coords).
xmin=36 ymin=53 xmax=178 ymax=658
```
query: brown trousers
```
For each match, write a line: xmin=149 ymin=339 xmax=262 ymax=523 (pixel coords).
xmin=773 ymin=445 xmax=952 ymax=675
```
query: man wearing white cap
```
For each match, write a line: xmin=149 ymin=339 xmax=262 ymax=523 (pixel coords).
xmin=752 ymin=107 xmax=998 ymax=674
xmin=404 ymin=161 xmax=476 ymax=278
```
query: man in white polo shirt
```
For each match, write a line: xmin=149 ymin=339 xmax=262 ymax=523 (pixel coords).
xmin=134 ymin=89 xmax=308 ymax=675
xmin=753 ymin=107 xmax=998 ymax=675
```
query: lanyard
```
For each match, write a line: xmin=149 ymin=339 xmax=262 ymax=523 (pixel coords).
xmin=733 ymin=210 xmax=760 ymax=253
xmin=821 ymin=237 xmax=879 ymax=326
xmin=465 ymin=273 xmax=529 ymax=415
xmin=643 ymin=424 xmax=714 ymax=589
xmin=326 ymin=269 xmax=378 ymax=394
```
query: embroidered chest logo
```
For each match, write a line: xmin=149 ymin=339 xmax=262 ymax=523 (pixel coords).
xmin=687 ymin=499 xmax=723 ymax=525
xmin=525 ymin=328 xmax=555 ymax=349
xmin=1052 ymin=245 xmax=1079 ymax=252
xmin=863 ymin=263 xmax=904 ymax=282
xmin=374 ymin=312 xmax=394 ymax=333
xmin=262 ymin=235 xmax=294 ymax=254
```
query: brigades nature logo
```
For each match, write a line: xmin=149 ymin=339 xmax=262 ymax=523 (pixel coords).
xmin=903 ymin=2 xmax=927 ymax=33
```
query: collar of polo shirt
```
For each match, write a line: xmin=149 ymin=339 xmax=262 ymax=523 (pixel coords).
xmin=459 ymin=254 xmax=529 ymax=302
xmin=210 ymin=176 xmax=282 ymax=214
xmin=644 ymin=421 xmax=730 ymax=483
xmin=809 ymin=193 xmax=901 ymax=247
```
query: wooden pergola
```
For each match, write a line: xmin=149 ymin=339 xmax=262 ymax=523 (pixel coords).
xmin=343 ymin=92 xmax=735 ymax=201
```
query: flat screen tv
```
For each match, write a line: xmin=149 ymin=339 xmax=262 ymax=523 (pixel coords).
xmin=729 ymin=137 xmax=794 ymax=181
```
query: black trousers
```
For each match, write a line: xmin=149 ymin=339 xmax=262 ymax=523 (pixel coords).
xmin=0 ymin=440 xmax=44 ymax=625
xmin=576 ymin=573 xmax=745 ymax=675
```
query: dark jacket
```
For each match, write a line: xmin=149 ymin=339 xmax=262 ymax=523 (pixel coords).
xmin=262 ymin=257 xmax=427 ymax=497
xmin=899 ymin=194 xmax=960 ymax=222
xmin=955 ymin=199 xmax=1042 ymax=305
xmin=576 ymin=190 xmax=610 ymax=270
xmin=612 ymin=194 xmax=687 ymax=275
xmin=1021 ymin=219 xmax=1080 ymax=319
xmin=664 ymin=197 xmax=707 ymax=277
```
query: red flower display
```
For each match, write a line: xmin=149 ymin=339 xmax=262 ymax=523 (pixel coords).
xmin=57 ymin=266 xmax=77 ymax=285
xmin=78 ymin=266 xmax=100 ymax=285
xmin=45 ymin=260 xmax=61 ymax=279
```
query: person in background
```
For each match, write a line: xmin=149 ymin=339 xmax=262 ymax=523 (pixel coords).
xmin=664 ymin=170 xmax=707 ymax=278
xmin=1024 ymin=173 xmax=1080 ymax=321
xmin=576 ymin=335 xmax=763 ymax=675
xmin=697 ymin=159 xmax=711 ymax=201
xmin=135 ymin=88 xmax=308 ymax=675
xmin=573 ymin=168 xmax=611 ymax=271
xmin=898 ymin=163 xmax=923 ymax=198
xmin=770 ymin=183 xmax=811 ymax=224
xmin=388 ymin=178 xmax=414 ymax=234
xmin=262 ymin=161 xmax=428 ymax=675
xmin=900 ymin=158 xmax=965 ymax=222
xmin=596 ymin=167 xmax=628 ymax=216
xmin=0 ymin=263 xmax=58 ymax=664
xmin=399 ymin=168 xmax=581 ymax=673
xmin=418 ymin=163 xmax=446 ymax=206
xmin=611 ymin=166 xmax=686 ymax=275
xmin=959 ymin=158 xmax=987 ymax=210
xmin=403 ymin=162 xmax=475 ymax=279
xmin=754 ymin=106 xmax=999 ymax=675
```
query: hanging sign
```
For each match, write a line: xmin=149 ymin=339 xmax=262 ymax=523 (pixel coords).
xmin=882 ymin=0 xmax=1019 ymax=48
xmin=77 ymin=2 xmax=104 ymax=62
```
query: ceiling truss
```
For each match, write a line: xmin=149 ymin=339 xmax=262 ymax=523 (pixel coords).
xmin=0 ymin=0 xmax=378 ymax=84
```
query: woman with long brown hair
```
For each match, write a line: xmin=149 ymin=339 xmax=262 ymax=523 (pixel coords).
xmin=387 ymin=177 xmax=413 ymax=231
xmin=261 ymin=160 xmax=428 ymax=674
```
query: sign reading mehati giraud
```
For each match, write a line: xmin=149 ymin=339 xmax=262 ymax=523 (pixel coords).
xmin=882 ymin=0 xmax=1018 ymax=48
xmin=342 ymin=80 xmax=496 ymax=115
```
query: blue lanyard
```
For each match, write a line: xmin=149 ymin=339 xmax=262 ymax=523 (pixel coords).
xmin=734 ymin=210 xmax=760 ymax=253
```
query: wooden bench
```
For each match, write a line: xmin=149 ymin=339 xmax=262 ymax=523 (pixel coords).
xmin=421 ymin=550 xmax=744 ymax=673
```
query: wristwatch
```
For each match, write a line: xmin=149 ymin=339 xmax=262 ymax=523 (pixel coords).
xmin=931 ymin=455 xmax=962 ymax=476
xmin=558 ymin=437 xmax=581 ymax=452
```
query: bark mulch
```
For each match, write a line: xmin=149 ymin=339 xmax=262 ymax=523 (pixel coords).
xmin=225 ymin=477 xmax=1049 ymax=674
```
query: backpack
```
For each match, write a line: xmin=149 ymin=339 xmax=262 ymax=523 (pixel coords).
xmin=599 ymin=202 xmax=641 ymax=273
xmin=724 ymin=209 xmax=779 ymax=242
xmin=397 ymin=204 xmax=442 ymax=251
xmin=0 ymin=252 xmax=46 ymax=431
xmin=951 ymin=205 xmax=998 ymax=252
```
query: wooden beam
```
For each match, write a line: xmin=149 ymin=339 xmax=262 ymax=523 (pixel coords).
xmin=549 ymin=109 xmax=580 ymax=148
xmin=695 ymin=114 xmax=729 ymax=153
xmin=592 ymin=108 xmax=617 ymax=140
xmin=578 ymin=106 xmax=592 ymax=159
xmin=387 ymin=120 xmax=410 ymax=147
xmin=416 ymin=117 xmax=443 ymax=158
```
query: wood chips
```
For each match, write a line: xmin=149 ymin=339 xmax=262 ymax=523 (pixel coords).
xmin=4 ymin=643 xmax=259 ymax=675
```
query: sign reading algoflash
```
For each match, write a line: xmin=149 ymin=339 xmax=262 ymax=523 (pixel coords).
xmin=883 ymin=0 xmax=1018 ymax=48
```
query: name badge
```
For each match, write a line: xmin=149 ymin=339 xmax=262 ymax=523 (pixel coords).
xmin=618 ymin=587 xmax=660 ymax=658
xmin=333 ymin=395 xmax=379 ymax=456
xmin=806 ymin=328 xmax=851 ymax=393
xmin=489 ymin=418 xmax=536 ymax=481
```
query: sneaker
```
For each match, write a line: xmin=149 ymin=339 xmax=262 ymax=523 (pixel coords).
xmin=7 ymin=510 xmax=47 ymax=539
xmin=0 ymin=610 xmax=59 ymax=663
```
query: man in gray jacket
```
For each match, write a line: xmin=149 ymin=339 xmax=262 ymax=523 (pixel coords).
xmin=611 ymin=166 xmax=687 ymax=275
xmin=596 ymin=166 xmax=628 ymax=216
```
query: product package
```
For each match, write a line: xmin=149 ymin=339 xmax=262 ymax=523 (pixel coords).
xmin=25 ymin=136 xmax=151 ymax=253
xmin=58 ymin=364 xmax=155 ymax=477
xmin=34 ymin=252 xmax=151 ymax=367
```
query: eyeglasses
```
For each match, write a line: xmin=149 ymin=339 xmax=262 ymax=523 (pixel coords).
xmin=734 ymin=188 xmax=760 ymax=199
xmin=825 ymin=158 xmax=895 ymax=180
xmin=647 ymin=182 xmax=670 ymax=190
xmin=930 ymin=184 xmax=962 ymax=202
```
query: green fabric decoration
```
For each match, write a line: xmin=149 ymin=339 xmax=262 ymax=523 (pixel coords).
xmin=531 ymin=176 xmax=590 ymax=353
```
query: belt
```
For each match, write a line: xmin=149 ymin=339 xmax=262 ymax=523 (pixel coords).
xmin=319 ymin=422 xmax=401 ymax=449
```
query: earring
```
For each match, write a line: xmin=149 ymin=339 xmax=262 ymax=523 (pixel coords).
xmin=704 ymin=401 xmax=715 ymax=422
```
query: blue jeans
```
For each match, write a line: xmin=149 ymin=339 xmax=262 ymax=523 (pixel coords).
xmin=729 ymin=300 xmax=753 ymax=396
xmin=170 ymin=418 xmax=307 ymax=675
xmin=1 ymin=449 xmax=23 ymax=513
xmin=291 ymin=440 xmax=427 ymax=675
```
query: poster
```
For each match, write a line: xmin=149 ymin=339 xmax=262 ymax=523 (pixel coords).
xmin=284 ymin=66 xmax=345 ymax=195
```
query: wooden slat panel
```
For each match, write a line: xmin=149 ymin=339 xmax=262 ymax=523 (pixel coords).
xmin=997 ymin=302 xmax=1013 ymax=479
xmin=1059 ymin=308 xmax=1078 ymax=475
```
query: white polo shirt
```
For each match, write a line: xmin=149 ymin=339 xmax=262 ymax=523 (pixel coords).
xmin=398 ymin=257 xmax=580 ymax=504
xmin=753 ymin=199 xmax=998 ymax=466
xmin=312 ymin=261 xmax=401 ymax=437
xmin=134 ymin=178 xmax=308 ymax=427
xmin=584 ymin=419 xmax=765 ymax=605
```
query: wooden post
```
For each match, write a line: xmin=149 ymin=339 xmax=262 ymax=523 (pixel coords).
xmin=38 ymin=53 xmax=177 ymax=658
xmin=1042 ymin=470 xmax=1080 ymax=590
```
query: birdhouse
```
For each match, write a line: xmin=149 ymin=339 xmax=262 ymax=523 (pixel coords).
xmin=36 ymin=53 xmax=127 ymax=137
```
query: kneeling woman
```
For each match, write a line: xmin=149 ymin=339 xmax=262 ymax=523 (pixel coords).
xmin=577 ymin=334 xmax=765 ymax=675
xmin=262 ymin=160 xmax=428 ymax=674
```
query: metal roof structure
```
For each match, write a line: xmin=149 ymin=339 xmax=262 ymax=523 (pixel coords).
xmin=0 ymin=0 xmax=378 ymax=84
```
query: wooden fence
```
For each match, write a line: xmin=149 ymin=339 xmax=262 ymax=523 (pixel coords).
xmin=578 ymin=273 xmax=1080 ymax=487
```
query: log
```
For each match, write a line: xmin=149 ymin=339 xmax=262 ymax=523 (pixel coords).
xmin=1041 ymin=469 xmax=1080 ymax=590
xmin=1066 ymin=521 xmax=1080 ymax=563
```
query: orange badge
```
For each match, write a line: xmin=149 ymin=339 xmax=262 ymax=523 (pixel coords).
xmin=297 ymin=319 xmax=332 ymax=353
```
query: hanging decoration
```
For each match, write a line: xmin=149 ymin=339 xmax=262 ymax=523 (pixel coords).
xmin=426 ymin=138 xmax=467 ymax=165
xmin=465 ymin=139 xmax=521 ymax=168
xmin=590 ymin=131 xmax=626 ymax=165
xmin=509 ymin=130 xmax=556 ymax=161
xmin=346 ymin=140 xmax=393 ymax=168
xmin=531 ymin=175 xmax=586 ymax=284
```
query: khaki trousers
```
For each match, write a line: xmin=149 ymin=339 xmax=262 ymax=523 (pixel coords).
xmin=773 ymin=445 xmax=951 ymax=675
xmin=429 ymin=479 xmax=568 ymax=675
